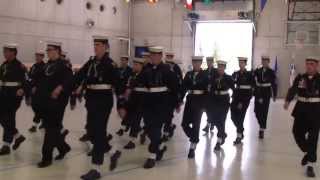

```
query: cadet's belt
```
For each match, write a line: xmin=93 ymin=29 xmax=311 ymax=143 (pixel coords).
xmin=133 ymin=87 xmax=149 ymax=92
xmin=256 ymin=82 xmax=271 ymax=87
xmin=87 ymin=84 xmax=112 ymax=90
xmin=148 ymin=87 xmax=168 ymax=93
xmin=297 ymin=97 xmax=320 ymax=103
xmin=214 ymin=90 xmax=229 ymax=95
xmin=188 ymin=90 xmax=205 ymax=95
xmin=0 ymin=81 xmax=21 ymax=87
xmin=237 ymin=85 xmax=252 ymax=90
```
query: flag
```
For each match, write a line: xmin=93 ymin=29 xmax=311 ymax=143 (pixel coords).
xmin=273 ymin=56 xmax=279 ymax=90
xmin=261 ymin=0 xmax=268 ymax=12
xmin=273 ymin=56 xmax=278 ymax=74
xmin=289 ymin=63 xmax=296 ymax=87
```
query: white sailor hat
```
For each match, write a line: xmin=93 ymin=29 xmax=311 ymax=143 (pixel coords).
xmin=92 ymin=35 xmax=109 ymax=44
xmin=141 ymin=52 xmax=151 ymax=56
xmin=61 ymin=51 xmax=68 ymax=56
xmin=192 ymin=56 xmax=204 ymax=62
xmin=47 ymin=41 xmax=62 ymax=48
xmin=238 ymin=57 xmax=248 ymax=61
xmin=3 ymin=43 xmax=18 ymax=49
xmin=35 ymin=50 xmax=45 ymax=55
xmin=149 ymin=46 xmax=164 ymax=54
xmin=120 ymin=55 xmax=129 ymax=59
xmin=133 ymin=58 xmax=145 ymax=64
xmin=306 ymin=56 xmax=320 ymax=63
xmin=206 ymin=56 xmax=214 ymax=61
xmin=261 ymin=55 xmax=270 ymax=60
xmin=217 ymin=60 xmax=227 ymax=65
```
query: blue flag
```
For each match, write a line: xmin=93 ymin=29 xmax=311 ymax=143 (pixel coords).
xmin=261 ymin=0 xmax=267 ymax=11
xmin=273 ymin=56 xmax=278 ymax=73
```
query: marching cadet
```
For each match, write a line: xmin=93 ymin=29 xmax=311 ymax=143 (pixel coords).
xmin=253 ymin=55 xmax=277 ymax=139
xmin=284 ymin=57 xmax=320 ymax=178
xmin=230 ymin=57 xmax=254 ymax=145
xmin=0 ymin=44 xmax=27 ymax=155
xmin=116 ymin=55 xmax=133 ymax=136
xmin=141 ymin=46 xmax=179 ymax=169
xmin=139 ymin=51 xmax=151 ymax=145
xmin=122 ymin=58 xmax=147 ymax=150
xmin=208 ymin=60 xmax=234 ymax=151
xmin=73 ymin=36 xmax=121 ymax=180
xmin=163 ymin=51 xmax=183 ymax=141
xmin=203 ymin=56 xmax=216 ymax=134
xmin=34 ymin=41 xmax=72 ymax=168
xmin=28 ymin=51 xmax=46 ymax=133
xmin=181 ymin=56 xmax=208 ymax=159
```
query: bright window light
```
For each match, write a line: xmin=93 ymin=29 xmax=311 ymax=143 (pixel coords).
xmin=195 ymin=22 xmax=253 ymax=74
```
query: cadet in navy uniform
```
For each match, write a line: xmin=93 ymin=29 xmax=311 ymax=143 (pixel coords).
xmin=230 ymin=57 xmax=254 ymax=145
xmin=208 ymin=60 xmax=234 ymax=151
xmin=181 ymin=56 xmax=208 ymax=159
xmin=163 ymin=51 xmax=183 ymax=141
xmin=122 ymin=58 xmax=147 ymax=150
xmin=116 ymin=55 xmax=133 ymax=136
xmin=253 ymin=55 xmax=277 ymax=139
xmin=141 ymin=46 xmax=179 ymax=169
xmin=28 ymin=51 xmax=46 ymax=133
xmin=0 ymin=44 xmax=27 ymax=155
xmin=203 ymin=56 xmax=216 ymax=134
xmin=34 ymin=42 xmax=72 ymax=168
xmin=74 ymin=36 xmax=121 ymax=180
xmin=284 ymin=57 xmax=320 ymax=178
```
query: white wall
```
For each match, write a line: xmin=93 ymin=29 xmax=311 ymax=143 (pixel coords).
xmin=132 ymin=0 xmax=193 ymax=72
xmin=0 ymin=0 xmax=129 ymax=66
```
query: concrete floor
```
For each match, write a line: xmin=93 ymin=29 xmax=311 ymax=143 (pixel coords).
xmin=0 ymin=99 xmax=318 ymax=180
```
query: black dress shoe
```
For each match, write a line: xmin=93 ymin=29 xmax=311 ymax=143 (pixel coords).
xmin=143 ymin=158 xmax=156 ymax=169
xmin=80 ymin=169 xmax=101 ymax=180
xmin=188 ymin=149 xmax=195 ymax=159
xmin=106 ymin=134 xmax=113 ymax=142
xmin=124 ymin=141 xmax=136 ymax=150
xmin=306 ymin=166 xmax=316 ymax=178
xmin=210 ymin=124 xmax=214 ymax=132
xmin=55 ymin=144 xmax=71 ymax=160
xmin=140 ymin=133 xmax=146 ymax=145
xmin=13 ymin=135 xmax=26 ymax=150
xmin=109 ymin=150 xmax=122 ymax=171
xmin=162 ymin=135 xmax=169 ymax=142
xmin=105 ymin=143 xmax=112 ymax=153
xmin=202 ymin=125 xmax=209 ymax=133
xmin=156 ymin=146 xmax=167 ymax=161
xmin=29 ymin=126 xmax=37 ymax=133
xmin=233 ymin=134 xmax=244 ymax=145
xmin=116 ymin=129 xmax=124 ymax=136
xmin=301 ymin=155 xmax=308 ymax=166
xmin=168 ymin=124 xmax=176 ymax=138
xmin=39 ymin=124 xmax=44 ymax=129
xmin=79 ymin=134 xmax=90 ymax=142
xmin=61 ymin=129 xmax=69 ymax=138
xmin=0 ymin=146 xmax=10 ymax=156
xmin=233 ymin=138 xmax=243 ymax=145
xmin=259 ymin=131 xmax=264 ymax=139
xmin=214 ymin=143 xmax=221 ymax=151
xmin=37 ymin=160 xmax=52 ymax=168
xmin=87 ymin=150 xmax=93 ymax=156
